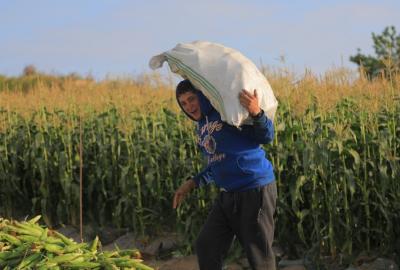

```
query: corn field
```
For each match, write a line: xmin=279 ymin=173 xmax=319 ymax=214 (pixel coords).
xmin=0 ymin=70 xmax=399 ymax=259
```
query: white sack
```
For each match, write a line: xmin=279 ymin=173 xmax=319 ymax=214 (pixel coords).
xmin=149 ymin=41 xmax=278 ymax=127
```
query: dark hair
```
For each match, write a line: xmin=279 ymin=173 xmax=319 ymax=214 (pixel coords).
xmin=176 ymin=79 xmax=196 ymax=98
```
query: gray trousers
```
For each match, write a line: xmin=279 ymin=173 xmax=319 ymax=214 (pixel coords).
xmin=196 ymin=182 xmax=277 ymax=270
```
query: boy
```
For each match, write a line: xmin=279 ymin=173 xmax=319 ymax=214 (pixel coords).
xmin=173 ymin=79 xmax=277 ymax=270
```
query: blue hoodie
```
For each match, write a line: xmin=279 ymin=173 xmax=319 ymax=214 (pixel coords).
xmin=179 ymin=90 xmax=275 ymax=192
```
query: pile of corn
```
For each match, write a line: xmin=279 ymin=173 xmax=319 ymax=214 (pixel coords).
xmin=0 ymin=216 xmax=153 ymax=269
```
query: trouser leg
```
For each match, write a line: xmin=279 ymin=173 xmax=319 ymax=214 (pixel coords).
xmin=196 ymin=196 xmax=234 ymax=270
xmin=235 ymin=182 xmax=277 ymax=270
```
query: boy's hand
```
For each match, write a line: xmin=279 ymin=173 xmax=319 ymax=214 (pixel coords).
xmin=173 ymin=179 xmax=196 ymax=209
xmin=239 ymin=89 xmax=261 ymax=117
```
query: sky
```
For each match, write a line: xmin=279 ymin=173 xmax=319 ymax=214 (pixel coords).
xmin=1 ymin=0 xmax=399 ymax=80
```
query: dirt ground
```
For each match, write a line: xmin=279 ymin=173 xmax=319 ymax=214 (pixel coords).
xmin=144 ymin=255 xmax=263 ymax=270
xmin=55 ymin=225 xmax=398 ymax=270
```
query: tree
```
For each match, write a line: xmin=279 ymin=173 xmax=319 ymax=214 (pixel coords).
xmin=350 ymin=26 xmax=400 ymax=79
xmin=23 ymin=65 xmax=37 ymax=76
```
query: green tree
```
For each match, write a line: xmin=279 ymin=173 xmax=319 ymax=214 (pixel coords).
xmin=350 ymin=26 xmax=400 ymax=79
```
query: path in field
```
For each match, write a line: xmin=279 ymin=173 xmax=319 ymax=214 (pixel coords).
xmin=56 ymin=225 xmax=398 ymax=270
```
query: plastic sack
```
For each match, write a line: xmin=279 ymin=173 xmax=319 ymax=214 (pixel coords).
xmin=149 ymin=41 xmax=278 ymax=127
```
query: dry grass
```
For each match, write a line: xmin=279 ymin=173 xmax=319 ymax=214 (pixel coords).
xmin=266 ymin=67 xmax=399 ymax=115
xmin=0 ymin=74 xmax=178 ymax=119
xmin=1 ymin=69 xmax=399 ymax=119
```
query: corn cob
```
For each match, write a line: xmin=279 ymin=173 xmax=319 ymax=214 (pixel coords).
xmin=18 ymin=234 xmax=39 ymax=243
xmin=64 ymin=242 xmax=88 ymax=253
xmin=115 ymin=259 xmax=154 ymax=270
xmin=14 ymin=220 xmax=44 ymax=236
xmin=68 ymin=254 xmax=86 ymax=264
xmin=27 ymin=215 xmax=42 ymax=224
xmin=16 ymin=252 xmax=42 ymax=269
xmin=46 ymin=253 xmax=83 ymax=264
xmin=118 ymin=248 xmax=141 ymax=258
xmin=65 ymin=260 xmax=102 ymax=268
xmin=5 ymin=224 xmax=42 ymax=237
xmin=43 ymin=243 xmax=64 ymax=254
xmin=39 ymin=227 xmax=48 ymax=241
xmin=90 ymin=236 xmax=99 ymax=252
xmin=0 ymin=257 xmax=22 ymax=268
xmin=0 ymin=232 xmax=22 ymax=246
xmin=45 ymin=235 xmax=65 ymax=245
xmin=53 ymin=230 xmax=76 ymax=245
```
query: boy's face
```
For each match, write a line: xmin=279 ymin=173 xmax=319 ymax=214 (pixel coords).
xmin=178 ymin=91 xmax=202 ymax=121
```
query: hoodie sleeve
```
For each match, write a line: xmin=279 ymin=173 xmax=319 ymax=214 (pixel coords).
xmin=239 ymin=110 xmax=274 ymax=144
xmin=192 ymin=166 xmax=214 ymax=188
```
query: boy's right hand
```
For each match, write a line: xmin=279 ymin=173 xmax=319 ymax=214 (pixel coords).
xmin=173 ymin=179 xmax=196 ymax=209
